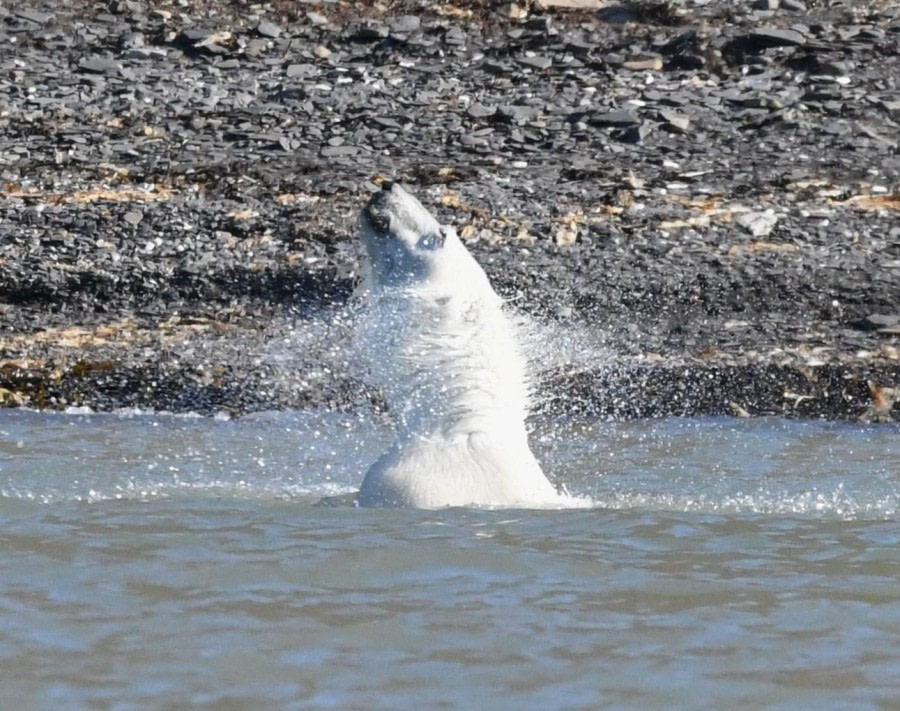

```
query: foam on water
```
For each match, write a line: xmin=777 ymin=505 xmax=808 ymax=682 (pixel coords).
xmin=541 ymin=416 xmax=900 ymax=520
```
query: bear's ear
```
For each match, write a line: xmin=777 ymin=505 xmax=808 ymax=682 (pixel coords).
xmin=368 ymin=211 xmax=391 ymax=234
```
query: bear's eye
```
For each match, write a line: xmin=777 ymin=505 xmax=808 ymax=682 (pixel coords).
xmin=417 ymin=232 xmax=443 ymax=250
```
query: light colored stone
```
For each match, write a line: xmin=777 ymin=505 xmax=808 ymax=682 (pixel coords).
xmin=623 ymin=56 xmax=663 ymax=71
xmin=735 ymin=210 xmax=779 ymax=237
xmin=535 ymin=0 xmax=605 ymax=9
xmin=506 ymin=3 xmax=528 ymax=20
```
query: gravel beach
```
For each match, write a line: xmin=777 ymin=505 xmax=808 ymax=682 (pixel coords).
xmin=1 ymin=0 xmax=898 ymax=419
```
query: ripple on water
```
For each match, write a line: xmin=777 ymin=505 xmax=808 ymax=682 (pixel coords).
xmin=1 ymin=410 xmax=899 ymax=709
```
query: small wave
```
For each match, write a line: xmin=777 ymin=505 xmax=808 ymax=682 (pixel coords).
xmin=0 ymin=479 xmax=358 ymax=505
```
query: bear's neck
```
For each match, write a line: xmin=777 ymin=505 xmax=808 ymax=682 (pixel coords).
xmin=363 ymin=288 xmax=534 ymax=442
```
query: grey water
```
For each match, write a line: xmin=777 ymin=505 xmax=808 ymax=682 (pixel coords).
xmin=1 ymin=408 xmax=899 ymax=710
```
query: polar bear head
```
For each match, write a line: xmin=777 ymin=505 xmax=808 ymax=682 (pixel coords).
xmin=359 ymin=181 xmax=463 ymax=290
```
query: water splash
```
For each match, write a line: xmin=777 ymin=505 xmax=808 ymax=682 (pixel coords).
xmin=2 ymin=410 xmax=898 ymax=519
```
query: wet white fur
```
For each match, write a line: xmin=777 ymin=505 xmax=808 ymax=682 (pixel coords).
xmin=355 ymin=183 xmax=577 ymax=508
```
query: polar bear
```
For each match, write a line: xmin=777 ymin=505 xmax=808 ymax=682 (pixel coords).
xmin=354 ymin=181 xmax=578 ymax=508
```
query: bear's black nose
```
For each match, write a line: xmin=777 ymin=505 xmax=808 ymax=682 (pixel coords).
xmin=381 ymin=180 xmax=395 ymax=192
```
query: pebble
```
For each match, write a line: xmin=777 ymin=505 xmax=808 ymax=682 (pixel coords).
xmin=735 ymin=211 xmax=780 ymax=237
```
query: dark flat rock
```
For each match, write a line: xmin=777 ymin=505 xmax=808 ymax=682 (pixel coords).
xmin=15 ymin=9 xmax=53 ymax=24
xmin=78 ymin=56 xmax=121 ymax=74
xmin=517 ymin=55 xmax=553 ymax=70
xmin=590 ymin=109 xmax=641 ymax=126
xmin=853 ymin=314 xmax=900 ymax=331
xmin=750 ymin=27 xmax=807 ymax=46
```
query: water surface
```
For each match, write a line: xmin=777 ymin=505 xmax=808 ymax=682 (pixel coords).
xmin=1 ymin=410 xmax=898 ymax=709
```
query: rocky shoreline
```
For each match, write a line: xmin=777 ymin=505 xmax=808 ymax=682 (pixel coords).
xmin=1 ymin=0 xmax=898 ymax=420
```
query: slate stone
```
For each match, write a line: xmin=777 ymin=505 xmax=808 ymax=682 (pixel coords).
xmin=15 ymin=9 xmax=53 ymax=24
xmin=286 ymin=63 xmax=314 ymax=78
xmin=245 ymin=39 xmax=270 ymax=55
xmin=257 ymin=20 xmax=281 ymax=39
xmin=750 ymin=27 xmax=807 ymax=47
xmin=498 ymin=105 xmax=539 ymax=123
xmin=821 ymin=121 xmax=848 ymax=135
xmin=460 ymin=133 xmax=488 ymax=147
xmin=352 ymin=23 xmax=389 ymax=41
xmin=868 ymin=314 xmax=900 ymax=327
xmin=735 ymin=211 xmax=779 ymax=237
xmin=590 ymin=109 xmax=640 ymax=126
xmin=467 ymin=103 xmax=497 ymax=119
xmin=482 ymin=61 xmax=511 ymax=75
xmin=851 ymin=314 xmax=900 ymax=331
xmin=180 ymin=28 xmax=212 ymax=42
xmin=819 ymin=60 xmax=850 ymax=76
xmin=78 ymin=56 xmax=121 ymax=74
xmin=320 ymin=145 xmax=360 ymax=158
xmin=444 ymin=26 xmax=467 ymax=45
xmin=621 ymin=123 xmax=653 ymax=143
xmin=659 ymin=110 xmax=691 ymax=133
xmin=517 ymin=55 xmax=553 ymax=70
xmin=390 ymin=15 xmax=420 ymax=34
xmin=566 ymin=38 xmax=595 ymax=55
xmin=371 ymin=117 xmax=403 ymax=129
